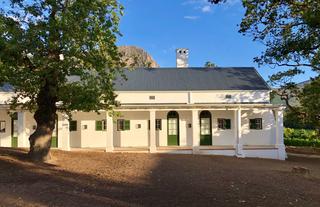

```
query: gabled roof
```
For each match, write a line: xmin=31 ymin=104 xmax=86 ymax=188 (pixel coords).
xmin=0 ymin=83 xmax=14 ymax=92
xmin=114 ymin=67 xmax=270 ymax=91
xmin=1 ymin=67 xmax=270 ymax=93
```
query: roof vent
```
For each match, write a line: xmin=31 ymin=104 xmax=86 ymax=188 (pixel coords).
xmin=176 ymin=48 xmax=189 ymax=68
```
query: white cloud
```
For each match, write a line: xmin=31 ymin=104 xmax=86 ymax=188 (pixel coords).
xmin=201 ymin=5 xmax=211 ymax=13
xmin=182 ymin=0 xmax=241 ymax=12
xmin=183 ymin=16 xmax=199 ymax=20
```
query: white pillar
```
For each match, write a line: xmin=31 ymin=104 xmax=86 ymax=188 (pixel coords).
xmin=235 ymin=108 xmax=244 ymax=157
xmin=106 ymin=112 xmax=114 ymax=152
xmin=149 ymin=110 xmax=156 ymax=153
xmin=59 ymin=114 xmax=70 ymax=151
xmin=192 ymin=110 xmax=200 ymax=154
xmin=17 ymin=111 xmax=27 ymax=148
xmin=275 ymin=109 xmax=286 ymax=160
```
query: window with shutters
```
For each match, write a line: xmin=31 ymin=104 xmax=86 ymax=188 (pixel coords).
xmin=156 ymin=119 xmax=162 ymax=130
xmin=217 ymin=119 xmax=231 ymax=130
xmin=117 ymin=119 xmax=130 ymax=131
xmin=69 ymin=120 xmax=77 ymax=131
xmin=249 ymin=118 xmax=262 ymax=130
xmin=96 ymin=120 xmax=107 ymax=131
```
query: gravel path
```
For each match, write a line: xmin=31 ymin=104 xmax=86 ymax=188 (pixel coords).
xmin=0 ymin=148 xmax=320 ymax=207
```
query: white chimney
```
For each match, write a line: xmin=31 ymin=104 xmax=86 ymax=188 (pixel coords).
xmin=176 ymin=48 xmax=189 ymax=68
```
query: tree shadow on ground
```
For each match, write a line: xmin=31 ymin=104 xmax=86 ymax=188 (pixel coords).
xmin=0 ymin=148 xmax=320 ymax=207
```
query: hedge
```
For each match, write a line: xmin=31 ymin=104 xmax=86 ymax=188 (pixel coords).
xmin=284 ymin=138 xmax=320 ymax=147
xmin=284 ymin=128 xmax=318 ymax=140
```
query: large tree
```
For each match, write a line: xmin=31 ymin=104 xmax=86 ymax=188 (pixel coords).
xmin=210 ymin=0 xmax=320 ymax=72
xmin=210 ymin=0 xmax=320 ymax=127
xmin=0 ymin=0 xmax=123 ymax=161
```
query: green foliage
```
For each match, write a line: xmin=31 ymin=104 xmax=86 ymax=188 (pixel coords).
xmin=284 ymin=128 xmax=320 ymax=147
xmin=204 ymin=61 xmax=217 ymax=68
xmin=238 ymin=0 xmax=320 ymax=72
xmin=284 ymin=138 xmax=320 ymax=148
xmin=284 ymin=128 xmax=318 ymax=140
xmin=0 ymin=0 xmax=124 ymax=113
xmin=299 ymin=77 xmax=320 ymax=130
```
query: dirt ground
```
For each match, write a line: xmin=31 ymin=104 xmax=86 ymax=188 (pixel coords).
xmin=0 ymin=148 xmax=320 ymax=207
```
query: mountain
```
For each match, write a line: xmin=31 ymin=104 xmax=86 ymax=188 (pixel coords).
xmin=271 ymin=79 xmax=311 ymax=106
xmin=118 ymin=46 xmax=159 ymax=68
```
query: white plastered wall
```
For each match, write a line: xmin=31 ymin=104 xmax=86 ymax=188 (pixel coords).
xmin=113 ymin=111 xmax=149 ymax=147
xmin=0 ymin=109 xmax=12 ymax=147
xmin=116 ymin=90 xmax=270 ymax=104
xmin=241 ymin=109 xmax=275 ymax=145
xmin=156 ymin=111 xmax=193 ymax=147
xmin=69 ymin=111 xmax=108 ymax=148
xmin=211 ymin=110 xmax=236 ymax=146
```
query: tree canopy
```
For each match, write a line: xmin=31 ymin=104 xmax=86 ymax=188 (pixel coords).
xmin=204 ymin=61 xmax=217 ymax=68
xmin=210 ymin=0 xmax=320 ymax=131
xmin=0 ymin=0 xmax=124 ymax=160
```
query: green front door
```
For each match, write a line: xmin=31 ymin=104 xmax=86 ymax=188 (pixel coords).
xmin=168 ymin=117 xmax=179 ymax=146
xmin=200 ymin=114 xmax=212 ymax=146
xmin=11 ymin=113 xmax=18 ymax=147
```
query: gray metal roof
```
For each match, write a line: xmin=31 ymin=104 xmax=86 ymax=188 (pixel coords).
xmin=0 ymin=83 xmax=14 ymax=92
xmin=114 ymin=67 xmax=270 ymax=91
xmin=1 ymin=67 xmax=270 ymax=93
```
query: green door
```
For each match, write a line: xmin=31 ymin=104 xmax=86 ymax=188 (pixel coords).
xmin=167 ymin=111 xmax=179 ymax=146
xmin=200 ymin=111 xmax=212 ymax=146
xmin=11 ymin=113 xmax=18 ymax=147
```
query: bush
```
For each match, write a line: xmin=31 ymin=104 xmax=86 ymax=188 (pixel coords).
xmin=284 ymin=128 xmax=318 ymax=140
xmin=284 ymin=138 xmax=320 ymax=147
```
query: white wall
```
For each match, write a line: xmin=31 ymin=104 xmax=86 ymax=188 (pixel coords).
xmin=0 ymin=92 xmax=14 ymax=105
xmin=116 ymin=90 xmax=270 ymax=104
xmin=0 ymin=109 xmax=12 ymax=147
xmin=113 ymin=111 xmax=149 ymax=147
xmin=156 ymin=111 xmax=193 ymax=147
xmin=191 ymin=91 xmax=270 ymax=103
xmin=69 ymin=112 xmax=108 ymax=148
xmin=241 ymin=109 xmax=275 ymax=145
xmin=211 ymin=110 xmax=236 ymax=146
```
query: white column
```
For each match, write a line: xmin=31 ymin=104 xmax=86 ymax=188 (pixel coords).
xmin=275 ymin=109 xmax=286 ymax=160
xmin=17 ymin=111 xmax=27 ymax=148
xmin=235 ymin=108 xmax=244 ymax=157
xmin=192 ymin=110 xmax=200 ymax=154
xmin=149 ymin=110 xmax=156 ymax=153
xmin=59 ymin=114 xmax=70 ymax=151
xmin=106 ymin=112 xmax=114 ymax=152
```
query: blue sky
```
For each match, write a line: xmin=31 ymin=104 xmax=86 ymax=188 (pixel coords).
xmin=117 ymin=0 xmax=317 ymax=82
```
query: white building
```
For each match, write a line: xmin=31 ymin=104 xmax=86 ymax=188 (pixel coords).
xmin=0 ymin=49 xmax=286 ymax=160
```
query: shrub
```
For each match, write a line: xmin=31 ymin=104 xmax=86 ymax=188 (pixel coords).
xmin=284 ymin=128 xmax=318 ymax=140
xmin=284 ymin=138 xmax=320 ymax=147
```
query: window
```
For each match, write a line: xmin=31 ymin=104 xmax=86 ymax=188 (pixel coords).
xmin=218 ymin=119 xmax=231 ymax=130
xmin=148 ymin=119 xmax=162 ymax=130
xmin=156 ymin=119 xmax=162 ymax=130
xmin=69 ymin=120 xmax=77 ymax=131
xmin=225 ymin=94 xmax=232 ymax=99
xmin=117 ymin=119 xmax=130 ymax=131
xmin=200 ymin=118 xmax=211 ymax=135
xmin=96 ymin=120 xmax=107 ymax=131
xmin=0 ymin=121 xmax=5 ymax=133
xmin=250 ymin=118 xmax=262 ymax=130
xmin=149 ymin=96 xmax=155 ymax=100
xmin=168 ymin=118 xmax=177 ymax=135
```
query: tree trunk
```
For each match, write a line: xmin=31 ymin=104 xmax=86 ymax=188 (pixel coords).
xmin=28 ymin=81 xmax=57 ymax=161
